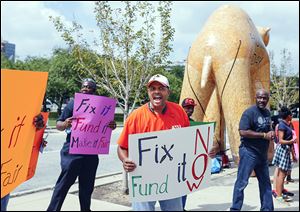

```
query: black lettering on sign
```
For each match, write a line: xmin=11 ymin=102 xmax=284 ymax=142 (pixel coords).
xmin=1 ymin=158 xmax=23 ymax=187
xmin=9 ymin=115 xmax=26 ymax=148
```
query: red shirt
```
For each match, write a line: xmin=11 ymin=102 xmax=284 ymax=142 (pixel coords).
xmin=118 ymin=101 xmax=190 ymax=149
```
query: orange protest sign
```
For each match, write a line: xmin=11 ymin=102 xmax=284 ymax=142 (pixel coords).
xmin=27 ymin=112 xmax=49 ymax=180
xmin=1 ymin=69 xmax=48 ymax=197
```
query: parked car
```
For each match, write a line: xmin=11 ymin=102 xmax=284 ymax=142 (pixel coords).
xmin=45 ymin=99 xmax=53 ymax=112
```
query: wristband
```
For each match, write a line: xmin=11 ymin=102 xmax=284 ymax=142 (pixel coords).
xmin=263 ymin=133 xmax=266 ymax=138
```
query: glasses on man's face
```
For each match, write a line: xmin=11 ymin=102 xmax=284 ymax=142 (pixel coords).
xmin=81 ymin=85 xmax=94 ymax=89
xmin=148 ymin=86 xmax=168 ymax=92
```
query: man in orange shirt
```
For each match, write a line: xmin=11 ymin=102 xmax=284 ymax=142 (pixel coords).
xmin=117 ymin=74 xmax=190 ymax=211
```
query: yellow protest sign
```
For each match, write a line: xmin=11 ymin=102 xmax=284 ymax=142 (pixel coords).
xmin=1 ymin=69 xmax=48 ymax=197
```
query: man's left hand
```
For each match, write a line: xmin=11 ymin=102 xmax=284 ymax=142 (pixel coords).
xmin=208 ymin=145 xmax=220 ymax=159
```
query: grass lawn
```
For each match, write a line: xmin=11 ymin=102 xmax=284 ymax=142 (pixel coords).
xmin=47 ymin=118 xmax=57 ymax=127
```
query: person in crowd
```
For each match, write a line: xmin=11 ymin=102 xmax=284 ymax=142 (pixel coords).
xmin=285 ymin=121 xmax=296 ymax=184
xmin=272 ymin=106 xmax=297 ymax=204
xmin=47 ymin=78 xmax=117 ymax=211
xmin=271 ymin=115 xmax=295 ymax=200
xmin=1 ymin=114 xmax=45 ymax=211
xmin=181 ymin=97 xmax=196 ymax=210
xmin=117 ymin=74 xmax=216 ymax=211
xmin=271 ymin=115 xmax=280 ymax=198
xmin=117 ymin=74 xmax=189 ymax=211
xmin=230 ymin=89 xmax=274 ymax=211
xmin=181 ymin=97 xmax=196 ymax=121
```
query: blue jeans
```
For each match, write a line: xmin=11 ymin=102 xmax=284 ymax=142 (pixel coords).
xmin=1 ymin=193 xmax=10 ymax=211
xmin=132 ymin=197 xmax=183 ymax=211
xmin=230 ymin=145 xmax=274 ymax=211
xmin=182 ymin=195 xmax=187 ymax=209
xmin=47 ymin=153 xmax=99 ymax=211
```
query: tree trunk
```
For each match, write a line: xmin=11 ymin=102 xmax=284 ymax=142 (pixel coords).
xmin=122 ymin=103 xmax=129 ymax=194
xmin=122 ymin=171 xmax=129 ymax=194
xmin=57 ymin=97 xmax=64 ymax=116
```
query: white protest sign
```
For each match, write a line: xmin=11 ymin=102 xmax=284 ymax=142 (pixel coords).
xmin=128 ymin=123 xmax=214 ymax=202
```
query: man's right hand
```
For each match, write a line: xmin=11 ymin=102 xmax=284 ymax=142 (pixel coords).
xmin=122 ymin=158 xmax=136 ymax=172
xmin=265 ymin=131 xmax=275 ymax=140
xmin=64 ymin=117 xmax=75 ymax=129
xmin=208 ymin=145 xmax=220 ymax=159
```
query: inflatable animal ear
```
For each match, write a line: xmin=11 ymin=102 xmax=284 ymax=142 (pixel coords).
xmin=257 ymin=26 xmax=271 ymax=46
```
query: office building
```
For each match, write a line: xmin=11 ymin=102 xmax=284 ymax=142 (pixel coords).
xmin=1 ymin=39 xmax=16 ymax=62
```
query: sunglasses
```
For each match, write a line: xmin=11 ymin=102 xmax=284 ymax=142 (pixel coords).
xmin=81 ymin=85 xmax=95 ymax=89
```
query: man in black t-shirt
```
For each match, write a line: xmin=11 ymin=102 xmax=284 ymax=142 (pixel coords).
xmin=230 ymin=89 xmax=274 ymax=211
xmin=47 ymin=78 xmax=116 ymax=211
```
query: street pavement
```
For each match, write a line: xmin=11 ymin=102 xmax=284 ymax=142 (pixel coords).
xmin=8 ymin=162 xmax=299 ymax=211
xmin=12 ymin=127 xmax=123 ymax=194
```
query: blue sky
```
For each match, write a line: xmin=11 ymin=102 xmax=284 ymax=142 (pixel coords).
xmin=1 ymin=1 xmax=299 ymax=72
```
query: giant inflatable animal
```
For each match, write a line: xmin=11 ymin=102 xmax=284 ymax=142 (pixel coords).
xmin=180 ymin=5 xmax=271 ymax=163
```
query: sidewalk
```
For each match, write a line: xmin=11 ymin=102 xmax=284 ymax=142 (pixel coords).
xmin=8 ymin=164 xmax=299 ymax=211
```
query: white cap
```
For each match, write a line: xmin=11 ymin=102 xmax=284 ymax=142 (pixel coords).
xmin=147 ymin=74 xmax=170 ymax=88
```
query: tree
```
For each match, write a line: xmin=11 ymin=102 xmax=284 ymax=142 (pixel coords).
xmin=1 ymin=53 xmax=14 ymax=69
xmin=50 ymin=1 xmax=174 ymax=121
xmin=47 ymin=48 xmax=82 ymax=115
xmin=270 ymin=48 xmax=299 ymax=111
xmin=135 ymin=65 xmax=185 ymax=106
xmin=14 ymin=56 xmax=51 ymax=72
xmin=50 ymin=1 xmax=175 ymax=195
xmin=164 ymin=65 xmax=185 ymax=103
xmin=1 ymin=55 xmax=52 ymax=111
xmin=1 ymin=50 xmax=82 ymax=114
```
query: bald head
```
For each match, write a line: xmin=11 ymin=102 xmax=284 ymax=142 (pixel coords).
xmin=255 ymin=89 xmax=269 ymax=109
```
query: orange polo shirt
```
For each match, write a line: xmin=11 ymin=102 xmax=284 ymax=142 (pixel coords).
xmin=118 ymin=101 xmax=190 ymax=149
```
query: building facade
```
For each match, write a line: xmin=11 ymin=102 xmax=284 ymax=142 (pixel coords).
xmin=1 ymin=40 xmax=16 ymax=62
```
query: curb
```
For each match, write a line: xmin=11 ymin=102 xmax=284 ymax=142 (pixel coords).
xmin=11 ymin=171 xmax=123 ymax=198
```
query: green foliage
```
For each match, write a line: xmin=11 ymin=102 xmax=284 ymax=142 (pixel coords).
xmin=1 ymin=53 xmax=14 ymax=68
xmin=48 ymin=111 xmax=59 ymax=119
xmin=270 ymin=49 xmax=299 ymax=110
xmin=136 ymin=65 xmax=184 ymax=105
xmin=1 ymin=55 xmax=51 ymax=112
xmin=114 ymin=113 xmax=125 ymax=123
xmin=164 ymin=65 xmax=184 ymax=103
xmin=47 ymin=118 xmax=57 ymax=127
xmin=50 ymin=1 xmax=175 ymax=120
xmin=3 ymin=2 xmax=179 ymax=121
xmin=15 ymin=56 xmax=51 ymax=71
xmin=46 ymin=48 xmax=81 ymax=114
xmin=70 ymin=46 xmax=109 ymax=96
xmin=1 ymin=54 xmax=51 ymax=71
xmin=158 ymin=1 xmax=175 ymax=63
xmin=1 ymin=48 xmax=85 ymax=115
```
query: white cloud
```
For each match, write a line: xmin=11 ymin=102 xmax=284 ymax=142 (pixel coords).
xmin=1 ymin=1 xmax=298 ymax=72
xmin=170 ymin=1 xmax=299 ymax=72
xmin=1 ymin=1 xmax=69 ymax=59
